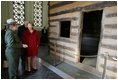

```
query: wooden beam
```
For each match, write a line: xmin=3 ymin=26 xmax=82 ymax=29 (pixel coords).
xmin=104 ymin=24 xmax=117 ymax=29
xmin=49 ymin=7 xmax=82 ymax=17
xmin=49 ymin=25 xmax=57 ymax=27
xmin=101 ymin=43 xmax=117 ymax=50
xmin=106 ymin=13 xmax=117 ymax=17
xmin=49 ymin=41 xmax=76 ymax=51
xmin=49 ymin=37 xmax=77 ymax=44
xmin=50 ymin=17 xmax=78 ymax=22
xmin=50 ymin=1 xmax=75 ymax=10
xmin=103 ymin=34 xmax=117 ymax=40
xmin=49 ymin=1 xmax=117 ymax=17
xmin=83 ymin=1 xmax=117 ymax=11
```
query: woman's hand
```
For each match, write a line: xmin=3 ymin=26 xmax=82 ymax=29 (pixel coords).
xmin=22 ymin=44 xmax=28 ymax=48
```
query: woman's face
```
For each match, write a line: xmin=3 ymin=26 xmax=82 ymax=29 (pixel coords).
xmin=27 ymin=23 xmax=33 ymax=30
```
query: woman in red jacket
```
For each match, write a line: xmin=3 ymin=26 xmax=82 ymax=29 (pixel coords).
xmin=22 ymin=22 xmax=40 ymax=72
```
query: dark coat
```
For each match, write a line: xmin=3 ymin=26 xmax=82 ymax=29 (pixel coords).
xmin=17 ymin=25 xmax=27 ymax=41
xmin=41 ymin=28 xmax=48 ymax=43
xmin=1 ymin=28 xmax=7 ymax=60
xmin=17 ymin=25 xmax=27 ymax=70
xmin=1 ymin=29 xmax=6 ymax=47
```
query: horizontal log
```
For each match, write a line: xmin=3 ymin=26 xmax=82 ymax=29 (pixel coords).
xmin=49 ymin=1 xmax=116 ymax=17
xmin=101 ymin=43 xmax=117 ymax=50
xmin=103 ymin=34 xmax=117 ymax=39
xmin=49 ymin=52 xmax=78 ymax=63
xmin=48 ymin=28 xmax=58 ymax=32
xmin=104 ymin=24 xmax=117 ymax=29
xmin=49 ymin=1 xmax=61 ymax=6
xmin=55 ymin=49 xmax=75 ymax=58
xmin=50 ymin=1 xmax=75 ymax=9
xmin=50 ymin=50 xmax=77 ymax=62
xmin=49 ymin=37 xmax=77 ymax=44
xmin=102 ymin=28 xmax=116 ymax=37
xmin=99 ymin=47 xmax=117 ymax=57
xmin=49 ymin=25 xmax=57 ymax=27
xmin=57 ymin=44 xmax=75 ymax=52
xmin=49 ymin=32 xmax=58 ymax=35
xmin=70 ymin=32 xmax=78 ymax=36
xmin=104 ymin=17 xmax=117 ymax=24
xmin=49 ymin=1 xmax=101 ymax=15
xmin=101 ymin=38 xmax=116 ymax=46
xmin=50 ymin=17 xmax=78 ymax=22
xmin=50 ymin=22 xmax=59 ymax=25
xmin=83 ymin=1 xmax=116 ymax=11
xmin=106 ymin=13 xmax=117 ymax=17
xmin=49 ymin=7 xmax=82 ymax=17
xmin=50 ymin=12 xmax=80 ymax=20
xmin=49 ymin=41 xmax=76 ymax=52
xmin=71 ymin=26 xmax=79 ymax=28
xmin=103 ymin=6 xmax=117 ymax=15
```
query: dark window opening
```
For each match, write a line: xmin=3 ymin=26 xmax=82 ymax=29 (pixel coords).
xmin=60 ymin=21 xmax=71 ymax=38
xmin=80 ymin=10 xmax=103 ymax=63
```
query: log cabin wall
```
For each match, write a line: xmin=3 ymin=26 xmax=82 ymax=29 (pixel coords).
xmin=96 ymin=6 xmax=117 ymax=79
xmin=49 ymin=1 xmax=117 ymax=79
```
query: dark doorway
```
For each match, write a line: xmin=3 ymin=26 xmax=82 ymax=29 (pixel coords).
xmin=80 ymin=10 xmax=103 ymax=63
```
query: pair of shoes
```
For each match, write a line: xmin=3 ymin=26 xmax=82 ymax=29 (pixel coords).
xmin=32 ymin=68 xmax=38 ymax=72
xmin=26 ymin=70 xmax=31 ymax=73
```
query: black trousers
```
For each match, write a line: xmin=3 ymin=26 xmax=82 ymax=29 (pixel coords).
xmin=20 ymin=48 xmax=27 ymax=75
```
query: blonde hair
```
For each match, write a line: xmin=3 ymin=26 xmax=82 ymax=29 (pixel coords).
xmin=26 ymin=21 xmax=34 ymax=27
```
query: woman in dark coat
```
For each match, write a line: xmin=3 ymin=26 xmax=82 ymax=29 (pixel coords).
xmin=22 ymin=22 xmax=40 ymax=72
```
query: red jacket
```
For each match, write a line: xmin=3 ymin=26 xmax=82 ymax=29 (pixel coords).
xmin=22 ymin=29 xmax=40 ymax=56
